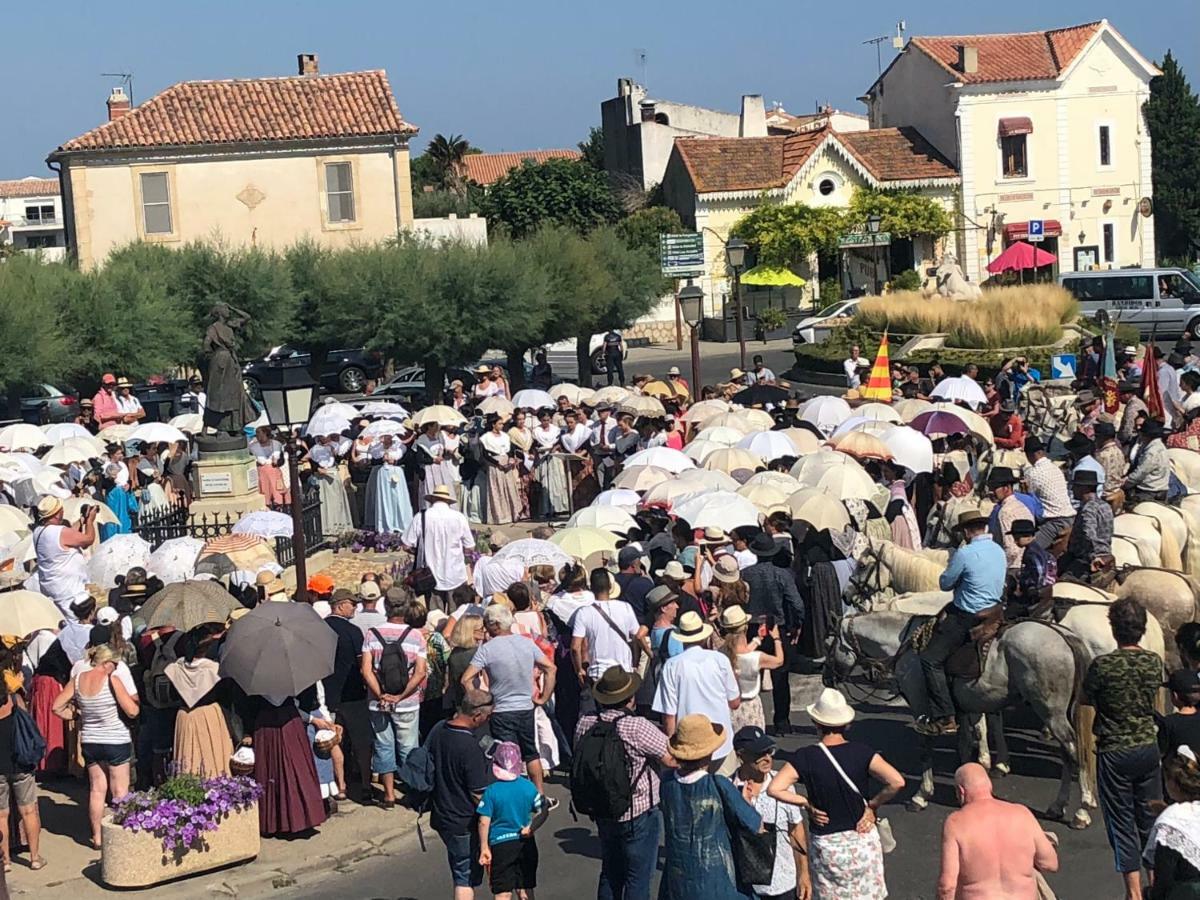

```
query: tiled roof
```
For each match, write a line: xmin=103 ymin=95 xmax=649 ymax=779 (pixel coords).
xmin=0 ymin=178 xmax=60 ymax=199
xmin=55 ymin=70 xmax=417 ymax=153
xmin=461 ymin=149 xmax=582 ymax=186
xmin=908 ymin=22 xmax=1102 ymax=84
xmin=673 ymin=126 xmax=957 ymax=195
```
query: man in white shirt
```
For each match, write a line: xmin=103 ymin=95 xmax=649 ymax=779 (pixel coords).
xmin=843 ymin=345 xmax=866 ymax=388
xmin=652 ymin=611 xmax=740 ymax=772
xmin=572 ymin=569 xmax=640 ymax=685
xmin=181 ymin=375 xmax=207 ymax=415
xmin=401 ymin=485 xmax=475 ymax=612
xmin=589 ymin=404 xmax=620 ymax=490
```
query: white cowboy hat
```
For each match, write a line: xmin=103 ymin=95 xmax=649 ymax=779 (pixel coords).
xmin=806 ymin=687 xmax=855 ymax=727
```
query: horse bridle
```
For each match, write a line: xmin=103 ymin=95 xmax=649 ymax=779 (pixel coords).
xmin=825 ymin=611 xmax=907 ymax=704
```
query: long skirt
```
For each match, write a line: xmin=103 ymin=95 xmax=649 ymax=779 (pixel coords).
xmin=809 ymin=828 xmax=888 ymax=900
xmin=420 ymin=462 xmax=458 ymax=511
xmin=31 ymin=674 xmax=68 ymax=775
xmin=730 ymin=695 xmax=765 ymax=733
xmin=257 ymin=463 xmax=289 ymax=507
xmin=173 ymin=703 xmax=233 ymax=778
xmin=462 ymin=472 xmax=487 ymax=524
xmin=314 ymin=471 xmax=354 ymax=538
xmin=365 ymin=464 xmax=414 ymax=533
xmin=536 ymin=456 xmax=569 ymax=517
xmin=485 ymin=463 xmax=522 ymax=525
xmin=253 ymin=704 xmax=327 ymax=837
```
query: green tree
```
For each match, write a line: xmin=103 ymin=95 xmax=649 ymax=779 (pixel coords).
xmin=412 ymin=185 xmax=484 ymax=219
xmin=425 ymin=133 xmax=473 ymax=195
xmin=616 ymin=206 xmax=685 ymax=255
xmin=730 ymin=204 xmax=848 ymax=267
xmin=0 ymin=255 xmax=71 ymax=416
xmin=847 ymin=188 xmax=953 ymax=239
xmin=1145 ymin=51 xmax=1200 ymax=262
xmin=484 ymin=157 xmax=621 ymax=239
xmin=578 ymin=126 xmax=605 ymax=170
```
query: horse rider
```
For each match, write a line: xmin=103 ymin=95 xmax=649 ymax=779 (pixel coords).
xmin=916 ymin=508 xmax=1007 ymax=737
xmin=1007 ymin=518 xmax=1056 ymax=618
xmin=1123 ymin=418 xmax=1171 ymax=507
xmin=986 ymin=466 xmax=1033 ymax=572
xmin=1057 ymin=469 xmax=1114 ymax=583
xmin=1022 ymin=435 xmax=1076 ymax=551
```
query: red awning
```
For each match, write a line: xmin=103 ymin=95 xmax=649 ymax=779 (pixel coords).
xmin=998 ymin=117 xmax=1033 ymax=137
xmin=1004 ymin=219 xmax=1061 ymax=241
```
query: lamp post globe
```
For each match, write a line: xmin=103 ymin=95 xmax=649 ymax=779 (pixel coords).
xmin=725 ymin=237 xmax=748 ymax=270
xmin=866 ymin=213 xmax=882 ymax=235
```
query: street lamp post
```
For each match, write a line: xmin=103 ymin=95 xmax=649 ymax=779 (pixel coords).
xmin=258 ymin=364 xmax=317 ymax=602
xmin=866 ymin=214 xmax=882 ymax=294
xmin=678 ymin=283 xmax=704 ymax=397
xmin=725 ymin=237 xmax=748 ymax=369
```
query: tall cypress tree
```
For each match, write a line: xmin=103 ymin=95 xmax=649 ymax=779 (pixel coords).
xmin=1145 ymin=51 xmax=1200 ymax=262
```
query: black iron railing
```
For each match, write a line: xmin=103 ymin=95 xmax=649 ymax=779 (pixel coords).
xmin=269 ymin=489 xmax=326 ymax=568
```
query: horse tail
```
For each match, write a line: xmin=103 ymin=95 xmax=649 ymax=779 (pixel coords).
xmin=1055 ymin=624 xmax=1098 ymax=804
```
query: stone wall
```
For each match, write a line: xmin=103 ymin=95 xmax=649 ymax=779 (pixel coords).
xmin=624 ymin=319 xmax=681 ymax=346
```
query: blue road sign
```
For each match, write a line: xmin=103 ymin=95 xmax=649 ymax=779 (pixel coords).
xmin=1051 ymin=353 xmax=1076 ymax=379
xmin=1028 ymin=219 xmax=1045 ymax=242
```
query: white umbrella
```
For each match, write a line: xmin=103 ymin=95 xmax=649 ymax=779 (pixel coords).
xmin=737 ymin=481 xmax=791 ymax=513
xmin=511 ymin=389 xmax=555 ymax=410
xmin=701 ymin=414 xmax=753 ymax=435
xmin=613 ymin=465 xmax=673 ymax=492
xmin=830 ymin=417 xmax=895 ymax=440
xmin=893 ymin=399 xmax=934 ymax=423
xmin=682 ymin=439 xmax=723 ymax=464
xmin=129 ymin=422 xmax=187 ymax=445
xmin=589 ymin=386 xmax=632 ymax=405
xmin=736 ymin=431 xmax=798 ymax=461
xmin=362 ymin=419 xmax=409 ymax=439
xmin=694 ymin=426 xmax=745 ymax=447
xmin=147 ymin=536 xmax=206 ymax=584
xmin=680 ymin=399 xmax=731 ymax=427
xmin=30 ymin=469 xmax=70 ymax=499
xmin=567 ymin=506 xmax=638 ymax=535
xmin=799 ymin=396 xmax=853 ymax=437
xmin=549 ymin=526 xmax=620 ymax=561
xmin=742 ymin=471 xmax=802 ymax=494
xmin=592 ymin=489 xmax=640 ymax=512
xmin=87 ymin=533 xmax=152 ymax=589
xmin=726 ymin=409 xmax=775 ymax=432
xmin=643 ymin=479 xmax=714 ymax=507
xmin=304 ymin=407 xmax=352 ymax=437
xmin=0 ymin=424 xmax=47 ymax=452
xmin=674 ymin=467 xmax=740 ymax=492
xmin=0 ymin=453 xmax=48 ymax=477
xmin=478 ymin=396 xmax=515 ymax=418
xmin=315 ymin=400 xmax=360 ymax=419
xmin=881 ymin=425 xmax=934 ymax=474
xmin=42 ymin=422 xmax=93 ymax=443
xmin=930 ymin=376 xmax=988 ymax=410
xmin=786 ymin=488 xmax=852 ymax=531
xmin=623 ymin=447 xmax=695 ymax=474
xmin=702 ymin=448 xmax=764 ymax=484
xmin=673 ymin=491 xmax=760 ymax=531
xmin=233 ymin=509 xmax=296 ymax=539
xmin=0 ymin=507 xmax=31 ymax=534
xmin=549 ymin=384 xmax=594 ymax=406
xmin=42 ymin=441 xmax=98 ymax=467
xmin=856 ymin=402 xmax=903 ymax=424
xmin=619 ymin=396 xmax=667 ymax=419
xmin=96 ymin=424 xmax=135 ymax=443
xmin=494 ymin=538 xmax=573 ymax=570
xmin=809 ymin=464 xmax=878 ymax=502
xmin=776 ymin=428 xmax=823 ymax=454
xmin=168 ymin=413 xmax=204 ymax=434
xmin=359 ymin=400 xmax=409 ymax=419
xmin=410 ymin=405 xmax=468 ymax=429
xmin=791 ymin=449 xmax=869 ymax=485
xmin=62 ymin=497 xmax=118 ymax=527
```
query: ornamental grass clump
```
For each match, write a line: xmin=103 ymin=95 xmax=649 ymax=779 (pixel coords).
xmin=111 ymin=774 xmax=262 ymax=853
xmin=855 ymin=284 xmax=1078 ymax=349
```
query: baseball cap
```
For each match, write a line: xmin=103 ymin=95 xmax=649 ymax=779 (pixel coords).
xmin=101 ymin=373 xmax=116 ymax=385
xmin=733 ymin=725 xmax=776 ymax=756
xmin=618 ymin=545 xmax=643 ymax=569
xmin=96 ymin=607 xmax=120 ymax=626
xmin=359 ymin=582 xmax=382 ymax=601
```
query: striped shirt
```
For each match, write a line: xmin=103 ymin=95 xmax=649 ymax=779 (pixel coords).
xmin=575 ymin=710 xmax=669 ymax=821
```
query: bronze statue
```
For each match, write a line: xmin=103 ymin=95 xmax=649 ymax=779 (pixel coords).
xmin=202 ymin=302 xmax=256 ymax=437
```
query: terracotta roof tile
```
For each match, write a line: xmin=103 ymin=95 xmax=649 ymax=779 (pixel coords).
xmin=461 ymin=149 xmax=582 ymax=186
xmin=56 ymin=70 xmax=417 ymax=153
xmin=0 ymin=178 xmax=60 ymax=199
xmin=673 ymin=137 xmax=788 ymax=193
xmin=838 ymin=128 xmax=958 ymax=182
xmin=908 ymin=21 xmax=1102 ymax=84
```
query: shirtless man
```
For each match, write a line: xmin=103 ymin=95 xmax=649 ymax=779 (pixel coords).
xmin=937 ymin=763 xmax=1058 ymax=899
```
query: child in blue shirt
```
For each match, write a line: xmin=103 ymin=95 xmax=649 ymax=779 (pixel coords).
xmin=477 ymin=741 xmax=548 ymax=899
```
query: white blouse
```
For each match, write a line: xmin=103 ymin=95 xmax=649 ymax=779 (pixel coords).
xmin=480 ymin=431 xmax=512 ymax=457
xmin=416 ymin=433 xmax=446 ymax=461
xmin=250 ymin=438 xmax=284 ymax=466
xmin=532 ymin=424 xmax=561 ymax=450
xmin=309 ymin=443 xmax=338 ymax=469
xmin=561 ymin=424 xmax=591 ymax=453
xmin=371 ymin=443 xmax=405 ymax=464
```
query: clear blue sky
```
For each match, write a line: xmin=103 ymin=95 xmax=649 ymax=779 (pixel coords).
xmin=4 ymin=1 xmax=1197 ymax=176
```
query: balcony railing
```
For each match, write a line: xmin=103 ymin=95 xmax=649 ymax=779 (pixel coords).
xmin=15 ymin=216 xmax=59 ymax=228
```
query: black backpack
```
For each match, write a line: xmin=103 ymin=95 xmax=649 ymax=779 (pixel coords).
xmin=144 ymin=632 xmax=182 ymax=709
xmin=570 ymin=714 xmax=636 ymax=820
xmin=371 ymin=627 xmax=412 ymax=695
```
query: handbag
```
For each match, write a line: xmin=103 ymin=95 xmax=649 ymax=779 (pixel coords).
xmin=720 ymin=779 xmax=778 ymax=887
xmin=818 ymin=743 xmax=896 ymax=854
xmin=405 ymin=509 xmax=438 ymax=597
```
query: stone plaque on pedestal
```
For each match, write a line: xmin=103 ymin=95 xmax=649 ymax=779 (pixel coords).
xmin=190 ymin=438 xmax=266 ymax=520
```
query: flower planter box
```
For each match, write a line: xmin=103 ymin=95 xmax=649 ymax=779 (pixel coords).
xmin=100 ymin=803 xmax=260 ymax=888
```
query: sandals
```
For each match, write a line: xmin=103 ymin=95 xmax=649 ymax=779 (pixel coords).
xmin=334 ymin=792 xmax=348 ymax=802
xmin=30 ymin=857 xmax=46 ymax=871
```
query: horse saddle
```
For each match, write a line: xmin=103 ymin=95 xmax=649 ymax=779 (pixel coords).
xmin=946 ymin=605 xmax=1006 ymax=681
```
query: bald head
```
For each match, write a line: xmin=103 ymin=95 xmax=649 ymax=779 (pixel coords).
xmin=955 ymin=763 xmax=993 ymax=801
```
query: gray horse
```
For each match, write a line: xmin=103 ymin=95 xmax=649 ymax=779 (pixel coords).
xmin=825 ymin=608 xmax=1096 ymax=828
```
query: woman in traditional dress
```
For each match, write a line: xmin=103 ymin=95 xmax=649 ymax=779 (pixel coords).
xmin=481 ymin=414 xmax=522 ymax=525
xmin=29 ymin=627 xmax=69 ymax=776
xmin=362 ymin=432 xmax=413 ymax=533
xmin=415 ymin=422 xmax=457 ymax=510
xmin=165 ymin=624 xmax=233 ymax=777
xmin=250 ymin=426 xmax=289 ymax=508
xmin=559 ymin=407 xmax=596 ymax=509
xmin=306 ymin=433 xmax=354 ymax=538
xmin=244 ymin=692 xmax=327 ymax=837
xmin=532 ymin=409 xmax=568 ymax=518
xmin=880 ymin=461 xmax=921 ymax=549
xmin=507 ymin=409 xmax=534 ymax=521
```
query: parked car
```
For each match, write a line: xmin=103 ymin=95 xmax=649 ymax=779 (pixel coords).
xmin=0 ymin=383 xmax=80 ymax=425
xmin=533 ymin=333 xmax=624 ymax=383
xmin=1058 ymin=267 xmax=1200 ymax=337
xmin=242 ymin=345 xmax=385 ymax=397
xmin=792 ymin=299 xmax=861 ymax=347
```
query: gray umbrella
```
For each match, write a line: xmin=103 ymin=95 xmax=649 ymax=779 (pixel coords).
xmin=141 ymin=580 xmax=243 ymax=633
xmin=218 ymin=602 xmax=335 ymax=698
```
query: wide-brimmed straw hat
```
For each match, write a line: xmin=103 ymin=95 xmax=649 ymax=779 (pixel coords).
xmin=591 ymin=665 xmax=642 ymax=705
xmin=674 ymin=611 xmax=713 ymax=645
xmin=719 ymin=605 xmax=751 ymax=631
xmin=698 ymin=526 xmax=728 ymax=546
xmin=36 ymin=496 xmax=63 ymax=520
xmin=806 ymin=687 xmax=856 ymax=727
xmin=669 ymin=714 xmax=726 ymax=761
xmin=712 ymin=555 xmax=741 ymax=584
xmin=955 ymin=507 xmax=988 ymax=530
xmin=426 ymin=484 xmax=456 ymax=504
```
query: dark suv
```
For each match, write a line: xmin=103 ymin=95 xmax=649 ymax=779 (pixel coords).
xmin=242 ymin=345 xmax=384 ymax=397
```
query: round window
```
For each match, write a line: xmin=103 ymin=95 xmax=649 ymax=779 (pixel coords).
xmin=818 ymin=178 xmax=836 ymax=196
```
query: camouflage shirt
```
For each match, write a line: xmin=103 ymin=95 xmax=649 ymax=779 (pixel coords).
xmin=1083 ymin=649 xmax=1163 ymax=753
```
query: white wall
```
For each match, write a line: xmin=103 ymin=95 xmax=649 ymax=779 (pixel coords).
xmin=409 ymin=214 xmax=488 ymax=246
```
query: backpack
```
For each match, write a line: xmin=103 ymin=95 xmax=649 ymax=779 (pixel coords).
xmin=397 ymin=719 xmax=445 ymax=799
xmin=371 ymin=627 xmax=413 ymax=695
xmin=570 ymin=713 xmax=635 ymax=820
xmin=144 ymin=632 xmax=182 ymax=709
xmin=11 ymin=706 xmax=46 ymax=770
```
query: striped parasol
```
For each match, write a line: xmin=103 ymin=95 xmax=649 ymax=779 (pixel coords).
xmin=195 ymin=533 xmax=277 ymax=578
xmin=860 ymin=332 xmax=893 ymax=402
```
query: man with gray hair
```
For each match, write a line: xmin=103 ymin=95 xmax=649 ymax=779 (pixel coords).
xmin=461 ymin=605 xmax=556 ymax=797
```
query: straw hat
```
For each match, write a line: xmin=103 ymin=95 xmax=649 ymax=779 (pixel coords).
xmin=698 ymin=526 xmax=728 ymax=546
xmin=712 ymin=555 xmax=741 ymax=584
xmin=669 ymin=714 xmax=726 ymax=761
xmin=674 ymin=611 xmax=713 ymax=645
xmin=36 ymin=496 xmax=63 ymax=520
xmin=730 ymin=368 xmax=745 ymax=380
xmin=955 ymin=507 xmax=988 ymax=530
xmin=591 ymin=665 xmax=642 ymax=706
xmin=655 ymin=560 xmax=687 ymax=581
xmin=426 ymin=484 xmax=456 ymax=504
xmin=806 ymin=687 xmax=856 ymax=727
xmin=719 ymin=605 xmax=751 ymax=631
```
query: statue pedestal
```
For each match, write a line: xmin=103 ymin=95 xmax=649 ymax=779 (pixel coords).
xmin=190 ymin=439 xmax=266 ymax=521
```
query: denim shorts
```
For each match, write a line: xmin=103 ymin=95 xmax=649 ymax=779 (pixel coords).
xmin=438 ymin=829 xmax=483 ymax=888
xmin=82 ymin=741 xmax=133 ymax=766
xmin=369 ymin=707 xmax=420 ymax=775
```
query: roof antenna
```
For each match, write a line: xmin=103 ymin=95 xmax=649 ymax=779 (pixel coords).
xmin=634 ymin=48 xmax=647 ymax=86
xmin=862 ymin=34 xmax=889 ymax=75
xmin=102 ymin=72 xmax=134 ymax=105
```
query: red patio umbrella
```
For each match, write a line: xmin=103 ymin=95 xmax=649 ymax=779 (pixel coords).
xmin=986 ymin=240 xmax=1057 ymax=275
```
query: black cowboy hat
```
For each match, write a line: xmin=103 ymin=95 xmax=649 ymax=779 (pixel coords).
xmin=1023 ymin=435 xmax=1045 ymax=455
xmin=1009 ymin=519 xmax=1037 ymax=538
xmin=1072 ymin=469 xmax=1100 ymax=490
xmin=1073 ymin=390 xmax=1099 ymax=408
xmin=748 ymin=533 xmax=780 ymax=557
xmin=985 ymin=466 xmax=1018 ymax=488
xmin=1118 ymin=380 xmax=1141 ymax=394
xmin=1064 ymin=432 xmax=1095 ymax=455
xmin=1140 ymin=418 xmax=1165 ymax=438
xmin=1094 ymin=421 xmax=1117 ymax=441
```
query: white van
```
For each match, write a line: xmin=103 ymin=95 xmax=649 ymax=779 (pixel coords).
xmin=1058 ymin=268 xmax=1200 ymax=337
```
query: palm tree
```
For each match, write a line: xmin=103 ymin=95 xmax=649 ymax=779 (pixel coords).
xmin=425 ymin=133 xmax=472 ymax=195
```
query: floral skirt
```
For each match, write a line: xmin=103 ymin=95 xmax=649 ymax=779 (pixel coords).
xmin=730 ymin=696 xmax=764 ymax=733
xmin=810 ymin=827 xmax=887 ymax=900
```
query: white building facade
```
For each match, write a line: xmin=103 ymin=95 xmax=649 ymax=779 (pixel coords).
xmin=0 ymin=177 xmax=66 ymax=260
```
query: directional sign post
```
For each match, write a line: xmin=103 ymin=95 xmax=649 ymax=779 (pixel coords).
xmin=1027 ymin=219 xmax=1045 ymax=243
xmin=838 ymin=232 xmax=892 ymax=249
xmin=660 ymin=233 xmax=705 ymax=278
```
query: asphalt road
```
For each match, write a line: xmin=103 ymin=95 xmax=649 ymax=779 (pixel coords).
xmin=288 ymin=673 xmax=1119 ymax=900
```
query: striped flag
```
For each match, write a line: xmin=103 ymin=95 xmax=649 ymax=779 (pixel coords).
xmin=861 ymin=332 xmax=894 ymax=402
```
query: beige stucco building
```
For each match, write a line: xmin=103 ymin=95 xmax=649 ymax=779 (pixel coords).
xmin=48 ymin=55 xmax=418 ymax=269
xmin=862 ymin=20 xmax=1159 ymax=282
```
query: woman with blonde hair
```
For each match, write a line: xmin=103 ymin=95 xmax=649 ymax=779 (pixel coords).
xmin=718 ymin=605 xmax=783 ymax=733
xmin=445 ymin=613 xmax=485 ymax=713
xmin=52 ymin=643 xmax=141 ymax=849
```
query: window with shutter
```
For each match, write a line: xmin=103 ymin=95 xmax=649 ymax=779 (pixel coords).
xmin=140 ymin=173 xmax=173 ymax=234
xmin=325 ymin=163 xmax=355 ymax=223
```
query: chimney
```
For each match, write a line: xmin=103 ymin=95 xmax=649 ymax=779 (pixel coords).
xmin=639 ymin=100 xmax=657 ymax=123
xmin=297 ymin=53 xmax=319 ymax=76
xmin=107 ymin=86 xmax=131 ymax=121
xmin=956 ymin=45 xmax=978 ymax=75
xmin=618 ymin=78 xmax=633 ymax=97
xmin=739 ymin=94 xmax=767 ymax=137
